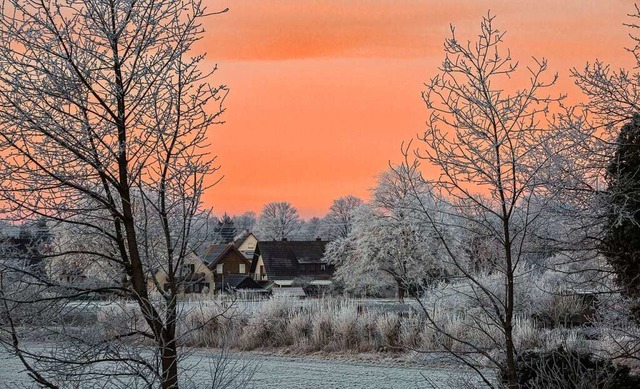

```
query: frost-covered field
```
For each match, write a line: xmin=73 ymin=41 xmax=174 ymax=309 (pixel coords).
xmin=0 ymin=347 xmax=475 ymax=388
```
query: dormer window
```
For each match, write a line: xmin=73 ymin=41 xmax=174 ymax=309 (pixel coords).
xmin=180 ymin=263 xmax=195 ymax=276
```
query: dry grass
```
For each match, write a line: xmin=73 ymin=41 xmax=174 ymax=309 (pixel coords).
xmin=94 ymin=287 xmax=631 ymax=363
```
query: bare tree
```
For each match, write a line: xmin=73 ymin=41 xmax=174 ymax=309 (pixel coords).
xmin=254 ymin=202 xmax=300 ymax=241
xmin=558 ymin=4 xmax=640 ymax=364
xmin=0 ymin=0 xmax=228 ymax=387
xmin=563 ymin=5 xmax=640 ymax=294
xmin=324 ymin=195 xmax=363 ymax=239
xmin=404 ymin=14 xmax=565 ymax=387
xmin=570 ymin=4 xmax=640 ymax=130
xmin=232 ymin=211 xmax=257 ymax=233
xmin=296 ymin=216 xmax=325 ymax=240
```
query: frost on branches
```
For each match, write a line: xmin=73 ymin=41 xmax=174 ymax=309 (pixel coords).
xmin=0 ymin=0 xmax=228 ymax=387
xmin=325 ymin=165 xmax=456 ymax=300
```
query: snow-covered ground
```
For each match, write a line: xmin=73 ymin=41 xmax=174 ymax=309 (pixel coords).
xmin=0 ymin=347 xmax=479 ymax=388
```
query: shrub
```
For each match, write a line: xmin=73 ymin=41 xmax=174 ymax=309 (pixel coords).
xmin=181 ymin=301 xmax=244 ymax=347
xmin=375 ymin=314 xmax=401 ymax=350
xmin=510 ymin=346 xmax=640 ymax=388
xmin=311 ymin=309 xmax=333 ymax=349
xmin=239 ymin=298 xmax=295 ymax=349
xmin=331 ymin=303 xmax=359 ymax=350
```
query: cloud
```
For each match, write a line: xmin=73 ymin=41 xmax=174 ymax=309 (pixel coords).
xmin=202 ymin=0 xmax=632 ymax=61
xmin=203 ymin=0 xmax=481 ymax=60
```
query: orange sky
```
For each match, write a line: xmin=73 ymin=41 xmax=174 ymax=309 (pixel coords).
xmin=201 ymin=0 xmax=634 ymax=218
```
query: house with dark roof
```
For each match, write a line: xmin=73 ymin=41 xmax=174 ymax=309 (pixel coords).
xmin=232 ymin=232 xmax=258 ymax=259
xmin=203 ymin=244 xmax=253 ymax=284
xmin=216 ymin=274 xmax=267 ymax=296
xmin=249 ymin=240 xmax=334 ymax=287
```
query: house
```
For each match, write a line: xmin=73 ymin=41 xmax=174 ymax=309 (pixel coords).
xmin=215 ymin=274 xmax=267 ymax=297
xmin=1 ymin=222 xmax=49 ymax=275
xmin=203 ymin=244 xmax=252 ymax=283
xmin=232 ymin=231 xmax=258 ymax=259
xmin=217 ymin=274 xmax=262 ymax=290
xmin=249 ymin=239 xmax=334 ymax=288
xmin=151 ymin=252 xmax=215 ymax=295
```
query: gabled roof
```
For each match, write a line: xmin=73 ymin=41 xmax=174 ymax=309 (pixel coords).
xmin=249 ymin=240 xmax=329 ymax=280
xmin=218 ymin=274 xmax=262 ymax=290
xmin=151 ymin=252 xmax=208 ymax=279
xmin=203 ymin=244 xmax=249 ymax=268
xmin=203 ymin=244 xmax=231 ymax=266
xmin=232 ymin=231 xmax=256 ymax=248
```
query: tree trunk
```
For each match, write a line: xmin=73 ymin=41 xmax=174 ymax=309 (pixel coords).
xmin=397 ymin=282 xmax=405 ymax=303
xmin=160 ymin=290 xmax=179 ymax=388
xmin=161 ymin=337 xmax=179 ymax=389
xmin=504 ymin=320 xmax=517 ymax=388
xmin=502 ymin=219 xmax=517 ymax=388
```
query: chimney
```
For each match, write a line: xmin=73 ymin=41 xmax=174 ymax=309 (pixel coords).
xmin=282 ymin=238 xmax=287 ymax=241
xmin=316 ymin=237 xmax=321 ymax=242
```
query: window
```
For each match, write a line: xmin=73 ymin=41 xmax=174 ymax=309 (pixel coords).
xmin=320 ymin=264 xmax=326 ymax=271
xmin=239 ymin=263 xmax=246 ymax=274
xmin=260 ymin=265 xmax=264 ymax=275
xmin=179 ymin=264 xmax=189 ymax=276
xmin=216 ymin=264 xmax=223 ymax=274
xmin=185 ymin=283 xmax=203 ymax=294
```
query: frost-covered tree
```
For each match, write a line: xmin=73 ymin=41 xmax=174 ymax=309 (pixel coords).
xmin=557 ymin=6 xmax=640 ymax=322
xmin=254 ymin=202 xmax=301 ymax=241
xmin=0 ymin=0 xmax=228 ymax=387
xmin=406 ymin=14 xmax=565 ymax=387
xmin=296 ymin=216 xmax=326 ymax=240
xmin=324 ymin=195 xmax=363 ymax=239
xmin=570 ymin=5 xmax=640 ymax=130
xmin=326 ymin=166 xmax=452 ymax=300
xmin=233 ymin=211 xmax=257 ymax=233
xmin=556 ymin=7 xmax=640 ymax=233
xmin=45 ymin=222 xmax=123 ymax=288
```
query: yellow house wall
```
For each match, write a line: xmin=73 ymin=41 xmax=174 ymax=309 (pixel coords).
xmin=252 ymin=255 xmax=267 ymax=281
xmin=149 ymin=254 xmax=215 ymax=295
xmin=237 ymin=234 xmax=258 ymax=260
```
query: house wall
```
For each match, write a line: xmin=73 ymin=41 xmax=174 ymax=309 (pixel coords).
xmin=213 ymin=250 xmax=250 ymax=282
xmin=252 ymin=255 xmax=268 ymax=281
xmin=192 ymin=260 xmax=216 ymax=292
xmin=150 ymin=254 xmax=215 ymax=295
xmin=237 ymin=234 xmax=257 ymax=258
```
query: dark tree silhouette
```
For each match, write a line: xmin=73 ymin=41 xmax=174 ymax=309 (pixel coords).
xmin=216 ymin=213 xmax=237 ymax=244
xmin=602 ymin=113 xmax=640 ymax=317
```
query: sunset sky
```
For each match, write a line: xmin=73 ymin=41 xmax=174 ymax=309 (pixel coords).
xmin=201 ymin=0 xmax=633 ymax=218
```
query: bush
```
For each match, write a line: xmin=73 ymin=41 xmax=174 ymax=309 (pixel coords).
xmin=181 ymin=301 xmax=244 ymax=347
xmin=239 ymin=298 xmax=295 ymax=349
xmin=375 ymin=314 xmax=401 ymax=350
xmin=510 ymin=346 xmax=640 ymax=388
